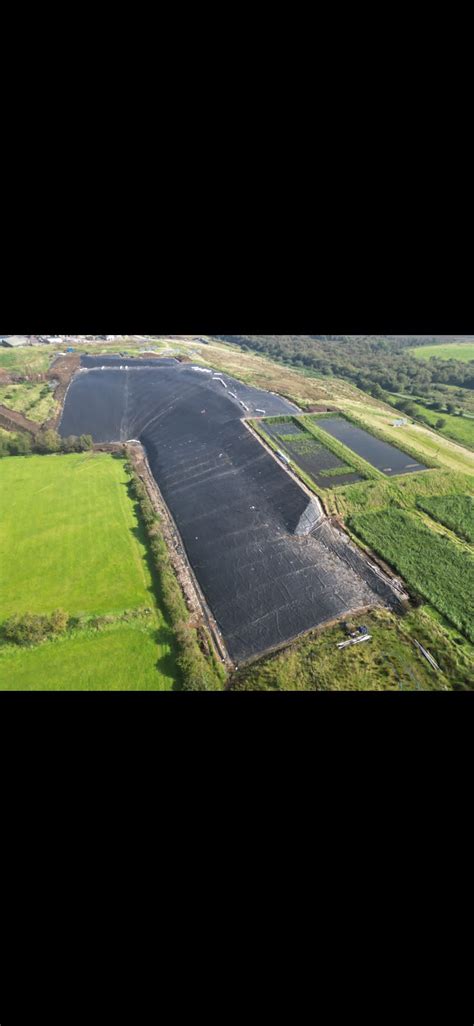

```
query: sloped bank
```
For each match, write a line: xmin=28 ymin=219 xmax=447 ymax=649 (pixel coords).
xmin=124 ymin=445 xmax=226 ymax=690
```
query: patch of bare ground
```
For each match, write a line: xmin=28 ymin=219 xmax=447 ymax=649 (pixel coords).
xmin=0 ymin=405 xmax=41 ymax=436
xmin=43 ymin=355 xmax=81 ymax=429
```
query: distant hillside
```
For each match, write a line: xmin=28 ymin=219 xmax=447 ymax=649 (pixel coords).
xmin=210 ymin=336 xmax=474 ymax=397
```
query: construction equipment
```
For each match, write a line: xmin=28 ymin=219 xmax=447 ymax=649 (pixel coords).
xmin=337 ymin=635 xmax=372 ymax=650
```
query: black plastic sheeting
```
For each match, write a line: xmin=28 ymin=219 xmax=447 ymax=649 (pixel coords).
xmin=316 ymin=416 xmax=427 ymax=476
xmin=59 ymin=360 xmax=394 ymax=662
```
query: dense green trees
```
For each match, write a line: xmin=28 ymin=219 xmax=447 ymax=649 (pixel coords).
xmin=212 ymin=335 xmax=474 ymax=395
xmin=0 ymin=431 xmax=93 ymax=458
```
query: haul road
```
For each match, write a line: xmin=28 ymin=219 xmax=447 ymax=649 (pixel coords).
xmin=59 ymin=357 xmax=403 ymax=663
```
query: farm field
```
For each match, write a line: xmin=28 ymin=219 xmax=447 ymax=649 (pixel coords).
xmin=0 ymin=454 xmax=157 ymax=618
xmin=402 ymin=401 xmax=474 ymax=450
xmin=408 ymin=342 xmax=474 ymax=362
xmin=0 ymin=453 xmax=178 ymax=691
xmin=348 ymin=509 xmax=474 ymax=642
xmin=0 ymin=382 xmax=58 ymax=423
xmin=417 ymin=495 xmax=474 ymax=545
xmin=0 ymin=623 xmax=176 ymax=691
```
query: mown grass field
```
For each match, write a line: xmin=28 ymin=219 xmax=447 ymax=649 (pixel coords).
xmin=0 ymin=454 xmax=157 ymax=617
xmin=348 ymin=509 xmax=474 ymax=642
xmin=408 ymin=342 xmax=474 ymax=362
xmin=0 ymin=623 xmax=176 ymax=691
xmin=0 ymin=382 xmax=58 ymax=423
xmin=0 ymin=454 xmax=178 ymax=690
xmin=417 ymin=495 xmax=474 ymax=545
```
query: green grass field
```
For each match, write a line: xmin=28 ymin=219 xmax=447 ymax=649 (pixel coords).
xmin=0 ymin=454 xmax=157 ymax=618
xmin=408 ymin=343 xmax=474 ymax=363
xmin=0 ymin=623 xmax=176 ymax=691
xmin=349 ymin=509 xmax=474 ymax=642
xmin=0 ymin=382 xmax=58 ymax=423
xmin=333 ymin=469 xmax=474 ymax=517
xmin=0 ymin=454 xmax=178 ymax=690
xmin=396 ymin=399 xmax=474 ymax=449
xmin=0 ymin=348 xmax=53 ymax=374
xmin=417 ymin=495 xmax=474 ymax=545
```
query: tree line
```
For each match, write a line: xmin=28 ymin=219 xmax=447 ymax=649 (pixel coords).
xmin=0 ymin=430 xmax=93 ymax=458
xmin=212 ymin=335 xmax=474 ymax=397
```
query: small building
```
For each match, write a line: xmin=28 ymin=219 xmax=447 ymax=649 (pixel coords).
xmin=392 ymin=418 xmax=408 ymax=427
xmin=0 ymin=335 xmax=29 ymax=348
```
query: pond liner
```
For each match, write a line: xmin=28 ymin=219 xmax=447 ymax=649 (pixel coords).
xmin=316 ymin=416 xmax=428 ymax=476
xmin=60 ymin=360 xmax=401 ymax=663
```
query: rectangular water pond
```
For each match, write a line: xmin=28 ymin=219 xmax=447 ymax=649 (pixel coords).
xmin=314 ymin=416 xmax=427 ymax=477
xmin=262 ymin=419 xmax=364 ymax=489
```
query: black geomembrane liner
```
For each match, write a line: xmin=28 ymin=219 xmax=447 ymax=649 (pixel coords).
xmin=59 ymin=359 xmax=398 ymax=662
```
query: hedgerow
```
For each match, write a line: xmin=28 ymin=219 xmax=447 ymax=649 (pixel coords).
xmin=125 ymin=461 xmax=225 ymax=691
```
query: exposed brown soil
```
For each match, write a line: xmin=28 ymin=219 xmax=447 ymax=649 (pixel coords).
xmin=303 ymin=404 xmax=339 ymax=413
xmin=44 ymin=355 xmax=81 ymax=430
xmin=0 ymin=405 xmax=42 ymax=436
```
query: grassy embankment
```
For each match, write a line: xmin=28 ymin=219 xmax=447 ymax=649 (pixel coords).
xmin=232 ymin=607 xmax=472 ymax=691
xmin=0 ymin=348 xmax=52 ymax=374
xmin=0 ymin=382 xmax=58 ymax=423
xmin=0 ymin=454 xmax=179 ymax=690
xmin=399 ymin=400 xmax=473 ymax=450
